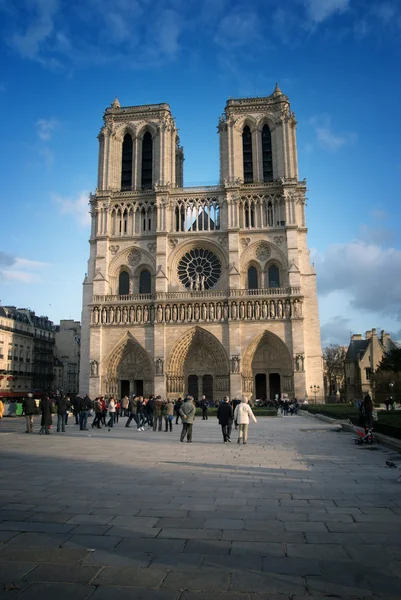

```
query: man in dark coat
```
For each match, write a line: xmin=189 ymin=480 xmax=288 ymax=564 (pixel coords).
xmin=200 ymin=395 xmax=208 ymax=420
xmin=174 ymin=398 xmax=183 ymax=424
xmin=22 ymin=393 xmax=36 ymax=433
xmin=217 ymin=395 xmax=233 ymax=443
xmin=39 ymin=396 xmax=53 ymax=435
xmin=79 ymin=395 xmax=91 ymax=431
xmin=72 ymin=396 xmax=81 ymax=424
xmin=56 ymin=396 xmax=71 ymax=432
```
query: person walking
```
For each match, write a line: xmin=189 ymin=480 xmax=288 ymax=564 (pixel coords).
xmin=72 ymin=396 xmax=80 ymax=424
xmin=179 ymin=395 xmax=196 ymax=442
xmin=234 ymin=397 xmax=257 ymax=445
xmin=200 ymin=395 xmax=208 ymax=420
xmin=22 ymin=392 xmax=36 ymax=433
xmin=107 ymin=397 xmax=116 ymax=430
xmin=39 ymin=395 xmax=53 ymax=435
xmin=121 ymin=395 xmax=129 ymax=417
xmin=91 ymin=397 xmax=103 ymax=429
xmin=79 ymin=394 xmax=91 ymax=431
xmin=153 ymin=396 xmax=163 ymax=432
xmin=217 ymin=395 xmax=233 ymax=443
xmin=56 ymin=396 xmax=70 ymax=432
xmin=136 ymin=396 xmax=145 ymax=430
xmin=100 ymin=396 xmax=107 ymax=426
xmin=126 ymin=396 xmax=138 ymax=428
xmin=145 ymin=395 xmax=154 ymax=427
xmin=174 ymin=397 xmax=183 ymax=424
xmin=163 ymin=399 xmax=174 ymax=432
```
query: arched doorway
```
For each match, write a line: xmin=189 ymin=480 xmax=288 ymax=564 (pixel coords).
xmin=166 ymin=327 xmax=230 ymax=402
xmin=104 ymin=334 xmax=154 ymax=397
xmin=243 ymin=331 xmax=293 ymax=400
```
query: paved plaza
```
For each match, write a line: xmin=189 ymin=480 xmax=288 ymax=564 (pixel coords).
xmin=0 ymin=414 xmax=401 ymax=600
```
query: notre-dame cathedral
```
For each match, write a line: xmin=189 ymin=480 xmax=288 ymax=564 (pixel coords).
xmin=79 ymin=85 xmax=324 ymax=403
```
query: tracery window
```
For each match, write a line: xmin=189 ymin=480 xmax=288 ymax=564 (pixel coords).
xmin=119 ymin=271 xmax=130 ymax=295
xmin=247 ymin=266 xmax=258 ymax=290
xmin=121 ymin=134 xmax=133 ymax=190
xmin=242 ymin=126 xmax=253 ymax=183
xmin=141 ymin=132 xmax=153 ymax=189
xmin=178 ymin=248 xmax=221 ymax=290
xmin=268 ymin=265 xmax=280 ymax=288
xmin=262 ymin=124 xmax=273 ymax=182
xmin=139 ymin=270 xmax=151 ymax=294
xmin=244 ymin=201 xmax=255 ymax=228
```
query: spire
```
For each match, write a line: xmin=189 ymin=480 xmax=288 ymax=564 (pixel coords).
xmin=273 ymin=82 xmax=282 ymax=96
xmin=111 ymin=97 xmax=120 ymax=109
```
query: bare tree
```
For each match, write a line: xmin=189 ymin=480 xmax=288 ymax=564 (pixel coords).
xmin=323 ymin=345 xmax=346 ymax=397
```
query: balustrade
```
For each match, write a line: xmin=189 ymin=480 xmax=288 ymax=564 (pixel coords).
xmin=93 ymin=287 xmax=300 ymax=303
xmin=91 ymin=297 xmax=302 ymax=326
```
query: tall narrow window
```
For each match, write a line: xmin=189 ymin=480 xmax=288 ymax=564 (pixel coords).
xmin=141 ymin=132 xmax=153 ymax=189
xmin=248 ymin=266 xmax=258 ymax=290
xmin=242 ymin=126 xmax=253 ymax=183
xmin=121 ymin=134 xmax=133 ymax=190
xmin=268 ymin=265 xmax=280 ymax=288
xmin=139 ymin=270 xmax=151 ymax=294
xmin=119 ymin=271 xmax=130 ymax=295
xmin=262 ymin=124 xmax=273 ymax=182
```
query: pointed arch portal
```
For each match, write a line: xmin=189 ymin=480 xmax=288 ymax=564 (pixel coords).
xmin=242 ymin=330 xmax=293 ymax=400
xmin=166 ymin=327 xmax=230 ymax=401
xmin=104 ymin=334 xmax=154 ymax=397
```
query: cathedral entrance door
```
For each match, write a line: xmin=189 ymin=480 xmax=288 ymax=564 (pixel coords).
xmin=134 ymin=380 xmax=144 ymax=396
xmin=121 ymin=380 xmax=130 ymax=398
xmin=202 ymin=375 xmax=213 ymax=403
xmin=188 ymin=375 xmax=198 ymax=401
xmin=255 ymin=373 xmax=267 ymax=400
xmin=269 ymin=373 xmax=281 ymax=400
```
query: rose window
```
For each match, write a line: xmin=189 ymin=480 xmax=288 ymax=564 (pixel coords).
xmin=178 ymin=248 xmax=221 ymax=290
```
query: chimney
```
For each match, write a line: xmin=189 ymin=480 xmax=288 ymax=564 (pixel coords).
xmin=372 ymin=328 xmax=377 ymax=336
xmin=365 ymin=331 xmax=372 ymax=339
xmin=351 ymin=334 xmax=362 ymax=340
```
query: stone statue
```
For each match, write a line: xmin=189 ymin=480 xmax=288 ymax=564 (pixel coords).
xmin=223 ymin=302 xmax=229 ymax=320
xmin=270 ymin=301 xmax=276 ymax=318
xmin=172 ymin=304 xmax=178 ymax=321
xmin=201 ymin=275 xmax=206 ymax=291
xmin=180 ymin=304 xmax=185 ymax=321
xmin=209 ymin=303 xmax=215 ymax=320
xmin=122 ymin=306 xmax=128 ymax=323
xmin=195 ymin=273 xmax=201 ymax=291
xmin=130 ymin=306 xmax=135 ymax=323
xmin=187 ymin=304 xmax=192 ymax=320
xmin=201 ymin=303 xmax=207 ymax=320
xmin=232 ymin=356 xmax=240 ymax=373
xmin=143 ymin=306 xmax=149 ymax=323
xmin=216 ymin=303 xmax=222 ymax=320
xmin=295 ymin=355 xmax=300 ymax=372
xmin=285 ymin=300 xmax=291 ymax=318
xmin=255 ymin=302 xmax=260 ymax=319
xmin=90 ymin=360 xmax=98 ymax=376
xmin=116 ymin=307 xmax=121 ymax=323
xmin=247 ymin=302 xmax=253 ymax=319
xmin=165 ymin=305 xmax=171 ymax=321
xmin=102 ymin=308 xmax=107 ymax=323
xmin=94 ymin=308 xmax=99 ymax=324
xmin=137 ymin=306 xmax=142 ymax=322
xmin=157 ymin=305 xmax=163 ymax=323
xmin=239 ymin=302 xmax=245 ymax=319
xmin=277 ymin=301 xmax=283 ymax=319
xmin=194 ymin=304 xmax=200 ymax=320
xmin=293 ymin=300 xmax=300 ymax=317
xmin=155 ymin=358 xmax=164 ymax=375
xmin=231 ymin=302 xmax=237 ymax=319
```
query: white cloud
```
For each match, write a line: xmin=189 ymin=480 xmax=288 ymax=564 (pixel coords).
xmin=305 ymin=0 xmax=350 ymax=24
xmin=0 ymin=253 xmax=50 ymax=284
xmin=321 ymin=315 xmax=352 ymax=346
xmin=214 ymin=10 xmax=262 ymax=50
xmin=315 ymin=240 xmax=401 ymax=319
xmin=36 ymin=117 xmax=57 ymax=140
xmin=309 ymin=114 xmax=357 ymax=151
xmin=53 ymin=191 xmax=90 ymax=226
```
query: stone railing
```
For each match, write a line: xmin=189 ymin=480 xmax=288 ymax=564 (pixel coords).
xmin=90 ymin=296 xmax=302 ymax=326
xmin=93 ymin=287 xmax=300 ymax=303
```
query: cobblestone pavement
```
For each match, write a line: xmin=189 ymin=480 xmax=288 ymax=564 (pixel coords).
xmin=0 ymin=414 xmax=401 ymax=600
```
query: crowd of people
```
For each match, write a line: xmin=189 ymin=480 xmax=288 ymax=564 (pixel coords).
xmin=19 ymin=393 xmax=259 ymax=445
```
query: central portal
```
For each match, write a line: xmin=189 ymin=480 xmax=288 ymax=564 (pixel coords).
xmin=167 ymin=327 xmax=229 ymax=401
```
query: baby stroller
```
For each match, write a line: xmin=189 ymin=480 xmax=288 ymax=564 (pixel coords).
xmin=348 ymin=419 xmax=373 ymax=445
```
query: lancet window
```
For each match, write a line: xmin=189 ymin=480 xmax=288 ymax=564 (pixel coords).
xmin=268 ymin=264 xmax=280 ymax=288
xmin=118 ymin=271 xmax=130 ymax=295
xmin=242 ymin=125 xmax=253 ymax=183
xmin=262 ymin=124 xmax=273 ymax=182
xmin=247 ymin=266 xmax=258 ymax=290
xmin=141 ymin=132 xmax=153 ymax=189
xmin=139 ymin=270 xmax=151 ymax=294
xmin=121 ymin=134 xmax=133 ymax=190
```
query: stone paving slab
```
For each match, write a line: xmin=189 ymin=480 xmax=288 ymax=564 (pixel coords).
xmin=1 ymin=415 xmax=401 ymax=598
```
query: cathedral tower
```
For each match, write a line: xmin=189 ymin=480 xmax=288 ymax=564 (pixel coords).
xmin=80 ymin=88 xmax=323 ymax=404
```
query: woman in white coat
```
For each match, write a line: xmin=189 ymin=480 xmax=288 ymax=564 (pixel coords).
xmin=234 ymin=397 xmax=257 ymax=445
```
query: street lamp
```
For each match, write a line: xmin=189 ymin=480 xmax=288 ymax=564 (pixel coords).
xmin=310 ymin=385 xmax=320 ymax=404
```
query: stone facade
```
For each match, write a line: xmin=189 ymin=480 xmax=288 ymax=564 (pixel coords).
xmin=344 ymin=328 xmax=397 ymax=401
xmin=0 ymin=306 xmax=34 ymax=398
xmin=80 ymin=87 xmax=324 ymax=402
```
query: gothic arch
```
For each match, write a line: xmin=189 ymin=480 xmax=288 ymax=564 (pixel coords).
xmin=234 ymin=115 xmax=258 ymax=133
xmin=114 ymin=123 xmax=137 ymax=142
xmin=103 ymin=332 xmax=154 ymax=396
xmin=240 ymin=240 xmax=288 ymax=271
xmin=256 ymin=115 xmax=275 ymax=132
xmin=168 ymin=237 xmax=229 ymax=291
xmin=167 ymin=327 xmax=230 ymax=377
xmin=136 ymin=122 xmax=158 ymax=140
xmin=109 ymin=245 xmax=156 ymax=278
xmin=242 ymin=330 xmax=293 ymax=378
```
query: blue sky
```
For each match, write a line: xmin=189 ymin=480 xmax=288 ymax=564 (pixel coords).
xmin=0 ymin=0 xmax=401 ymax=347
